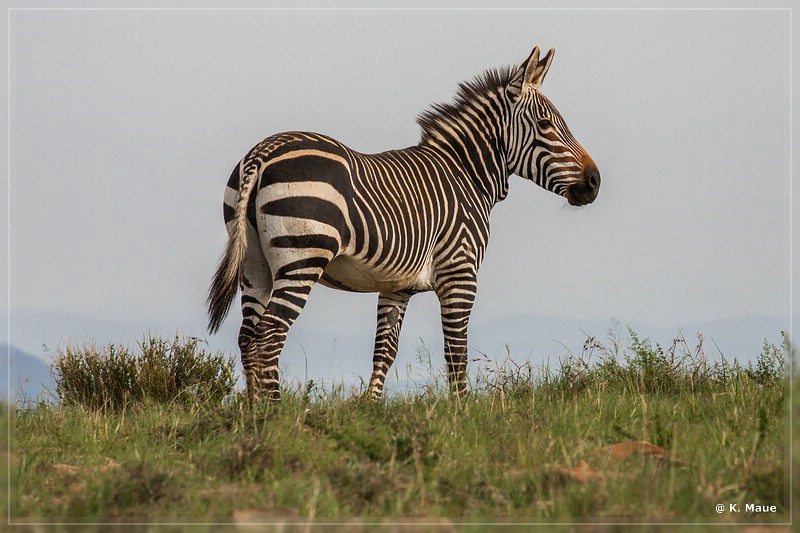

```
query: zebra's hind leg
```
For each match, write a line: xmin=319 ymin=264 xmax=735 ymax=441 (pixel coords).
xmin=248 ymin=226 xmax=336 ymax=401
xmin=237 ymin=226 xmax=274 ymax=401
xmin=246 ymin=271 xmax=329 ymax=402
xmin=367 ymin=291 xmax=412 ymax=399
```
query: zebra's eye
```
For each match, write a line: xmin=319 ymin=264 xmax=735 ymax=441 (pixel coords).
xmin=537 ymin=117 xmax=552 ymax=127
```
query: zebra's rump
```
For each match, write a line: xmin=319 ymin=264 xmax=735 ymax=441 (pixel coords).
xmin=319 ymin=254 xmax=434 ymax=293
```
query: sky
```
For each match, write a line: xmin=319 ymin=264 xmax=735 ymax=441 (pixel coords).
xmin=3 ymin=6 xmax=796 ymax=390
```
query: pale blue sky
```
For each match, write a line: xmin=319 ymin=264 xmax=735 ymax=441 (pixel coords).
xmin=3 ymin=5 xmax=795 ymax=387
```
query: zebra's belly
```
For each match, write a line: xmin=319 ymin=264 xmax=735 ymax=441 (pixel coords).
xmin=320 ymin=255 xmax=434 ymax=293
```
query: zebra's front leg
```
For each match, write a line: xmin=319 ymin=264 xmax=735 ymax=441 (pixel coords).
xmin=368 ymin=291 xmax=412 ymax=399
xmin=436 ymin=270 xmax=478 ymax=399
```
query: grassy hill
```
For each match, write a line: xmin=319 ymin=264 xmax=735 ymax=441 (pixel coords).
xmin=5 ymin=330 xmax=794 ymax=527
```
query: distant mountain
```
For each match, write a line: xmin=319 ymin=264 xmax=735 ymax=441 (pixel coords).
xmin=0 ymin=344 xmax=55 ymax=404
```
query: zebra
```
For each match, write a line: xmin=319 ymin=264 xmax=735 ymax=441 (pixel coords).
xmin=207 ymin=45 xmax=600 ymax=401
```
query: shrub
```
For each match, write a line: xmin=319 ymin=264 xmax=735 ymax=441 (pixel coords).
xmin=746 ymin=335 xmax=786 ymax=384
xmin=52 ymin=336 xmax=236 ymax=410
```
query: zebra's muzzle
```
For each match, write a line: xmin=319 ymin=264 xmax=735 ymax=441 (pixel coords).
xmin=566 ymin=157 xmax=600 ymax=206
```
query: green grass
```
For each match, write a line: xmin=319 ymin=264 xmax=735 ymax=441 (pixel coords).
xmin=7 ymin=328 xmax=794 ymax=528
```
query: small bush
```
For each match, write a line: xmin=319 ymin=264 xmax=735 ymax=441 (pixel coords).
xmin=52 ymin=336 xmax=236 ymax=410
xmin=747 ymin=336 xmax=786 ymax=384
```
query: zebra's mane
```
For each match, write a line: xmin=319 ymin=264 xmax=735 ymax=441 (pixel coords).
xmin=416 ymin=66 xmax=515 ymax=144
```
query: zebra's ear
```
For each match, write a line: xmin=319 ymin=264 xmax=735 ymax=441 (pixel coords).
xmin=527 ymin=47 xmax=555 ymax=90
xmin=508 ymin=45 xmax=555 ymax=97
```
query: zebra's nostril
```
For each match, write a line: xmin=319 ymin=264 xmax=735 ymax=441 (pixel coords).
xmin=582 ymin=156 xmax=600 ymax=191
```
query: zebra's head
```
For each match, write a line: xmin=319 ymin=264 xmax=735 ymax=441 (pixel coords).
xmin=505 ymin=45 xmax=600 ymax=206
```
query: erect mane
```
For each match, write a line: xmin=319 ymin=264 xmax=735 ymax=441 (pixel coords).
xmin=416 ymin=66 xmax=514 ymax=143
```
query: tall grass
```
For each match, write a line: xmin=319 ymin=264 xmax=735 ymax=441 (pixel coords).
xmin=473 ymin=324 xmax=786 ymax=399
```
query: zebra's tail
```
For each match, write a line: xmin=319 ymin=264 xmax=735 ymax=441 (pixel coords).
xmin=207 ymin=159 xmax=260 ymax=334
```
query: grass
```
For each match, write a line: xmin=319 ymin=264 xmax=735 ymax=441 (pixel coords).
xmin=6 ymin=327 xmax=794 ymax=528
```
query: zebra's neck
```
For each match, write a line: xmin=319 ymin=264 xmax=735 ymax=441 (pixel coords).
xmin=416 ymin=87 xmax=511 ymax=210
xmin=417 ymin=69 xmax=511 ymax=209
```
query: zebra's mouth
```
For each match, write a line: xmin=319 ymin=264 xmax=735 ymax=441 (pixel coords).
xmin=565 ymin=183 xmax=598 ymax=207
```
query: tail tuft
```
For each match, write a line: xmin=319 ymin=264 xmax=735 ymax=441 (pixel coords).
xmin=206 ymin=235 xmax=245 ymax=334
xmin=206 ymin=159 xmax=260 ymax=334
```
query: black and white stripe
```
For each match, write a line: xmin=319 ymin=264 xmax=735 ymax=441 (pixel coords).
xmin=207 ymin=45 xmax=600 ymax=400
